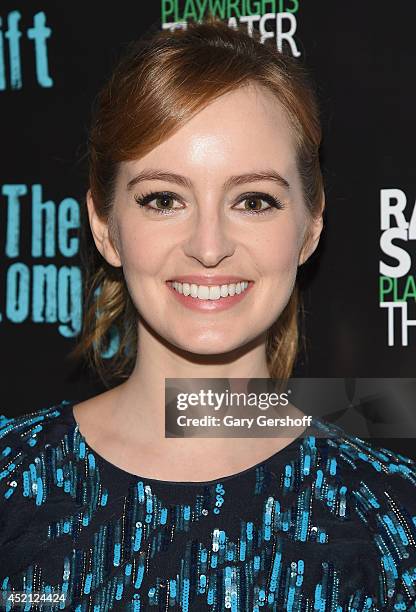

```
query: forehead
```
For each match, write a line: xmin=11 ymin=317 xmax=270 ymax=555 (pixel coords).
xmin=122 ymin=83 xmax=298 ymax=182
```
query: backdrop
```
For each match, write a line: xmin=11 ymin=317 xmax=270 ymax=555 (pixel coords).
xmin=1 ymin=1 xmax=415 ymax=455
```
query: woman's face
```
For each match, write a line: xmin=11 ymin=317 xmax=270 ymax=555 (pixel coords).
xmin=90 ymin=84 xmax=323 ymax=355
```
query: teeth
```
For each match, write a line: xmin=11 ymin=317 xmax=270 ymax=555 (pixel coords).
xmin=171 ymin=281 xmax=249 ymax=300
xmin=209 ymin=286 xmax=221 ymax=300
xmin=198 ymin=285 xmax=210 ymax=300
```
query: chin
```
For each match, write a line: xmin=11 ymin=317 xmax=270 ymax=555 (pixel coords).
xmin=167 ymin=330 xmax=257 ymax=357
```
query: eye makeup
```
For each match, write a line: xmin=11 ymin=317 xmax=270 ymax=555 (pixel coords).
xmin=133 ymin=190 xmax=286 ymax=216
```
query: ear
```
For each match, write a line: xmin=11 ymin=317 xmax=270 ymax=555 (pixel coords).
xmin=86 ymin=189 xmax=122 ymax=268
xmin=298 ymin=196 xmax=325 ymax=266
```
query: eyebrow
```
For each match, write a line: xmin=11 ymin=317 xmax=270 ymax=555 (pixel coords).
xmin=126 ymin=168 xmax=290 ymax=192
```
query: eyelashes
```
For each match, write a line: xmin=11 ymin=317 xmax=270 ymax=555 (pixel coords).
xmin=133 ymin=190 xmax=286 ymax=216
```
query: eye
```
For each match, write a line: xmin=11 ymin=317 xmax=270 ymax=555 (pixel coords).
xmin=134 ymin=190 xmax=285 ymax=216
xmin=233 ymin=193 xmax=285 ymax=215
xmin=134 ymin=191 xmax=182 ymax=214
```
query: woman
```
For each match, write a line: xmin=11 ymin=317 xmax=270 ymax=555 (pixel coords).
xmin=1 ymin=18 xmax=415 ymax=612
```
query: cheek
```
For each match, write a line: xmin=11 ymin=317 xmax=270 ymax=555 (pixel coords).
xmin=255 ymin=217 xmax=304 ymax=276
xmin=118 ymin=224 xmax=165 ymax=277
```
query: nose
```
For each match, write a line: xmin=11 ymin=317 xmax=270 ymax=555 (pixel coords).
xmin=182 ymin=201 xmax=236 ymax=267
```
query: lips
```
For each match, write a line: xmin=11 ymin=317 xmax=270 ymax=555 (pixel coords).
xmin=166 ymin=278 xmax=254 ymax=312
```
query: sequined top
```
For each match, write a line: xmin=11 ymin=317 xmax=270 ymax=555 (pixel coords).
xmin=0 ymin=400 xmax=416 ymax=612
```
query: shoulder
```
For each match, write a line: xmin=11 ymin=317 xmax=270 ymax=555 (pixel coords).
xmin=310 ymin=416 xmax=416 ymax=540
xmin=309 ymin=419 xmax=416 ymax=606
xmin=312 ymin=418 xmax=416 ymax=547
xmin=0 ymin=400 xmax=76 ymax=502
xmin=313 ymin=416 xmax=416 ymax=487
xmin=312 ymin=417 xmax=416 ymax=512
xmin=0 ymin=400 xmax=73 ymax=450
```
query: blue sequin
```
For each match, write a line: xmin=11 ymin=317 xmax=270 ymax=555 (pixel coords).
xmin=0 ymin=401 xmax=416 ymax=611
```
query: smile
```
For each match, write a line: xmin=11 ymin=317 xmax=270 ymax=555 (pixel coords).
xmin=170 ymin=280 xmax=249 ymax=299
xmin=166 ymin=280 xmax=254 ymax=311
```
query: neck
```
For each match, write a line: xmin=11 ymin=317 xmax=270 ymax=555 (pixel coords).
xmin=113 ymin=319 xmax=271 ymax=441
